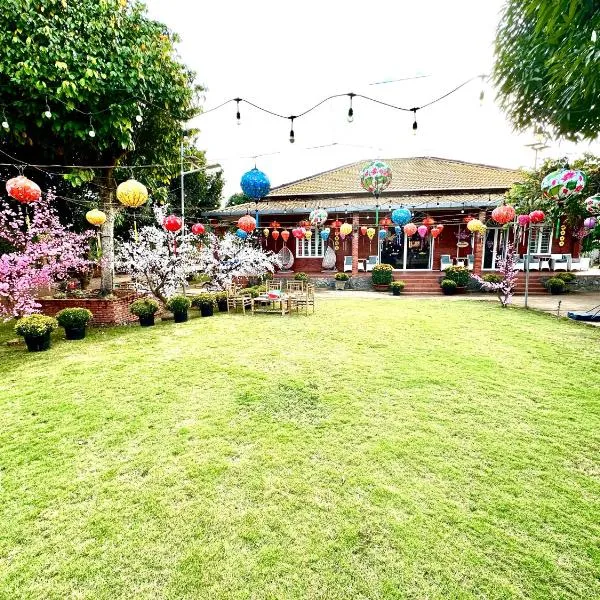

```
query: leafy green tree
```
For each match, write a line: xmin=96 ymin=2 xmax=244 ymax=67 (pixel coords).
xmin=494 ymin=0 xmax=600 ymax=140
xmin=0 ymin=0 xmax=200 ymax=291
xmin=226 ymin=193 xmax=251 ymax=207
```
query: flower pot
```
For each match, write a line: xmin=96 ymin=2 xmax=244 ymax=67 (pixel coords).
xmin=217 ymin=300 xmax=228 ymax=312
xmin=173 ymin=310 xmax=188 ymax=323
xmin=200 ymin=304 xmax=214 ymax=317
xmin=442 ymin=288 xmax=456 ymax=295
xmin=139 ymin=315 xmax=155 ymax=327
xmin=64 ymin=326 xmax=86 ymax=340
xmin=24 ymin=332 xmax=51 ymax=352
xmin=335 ymin=281 xmax=347 ymax=290
xmin=549 ymin=288 xmax=564 ymax=295
xmin=392 ymin=288 xmax=401 ymax=296
xmin=373 ymin=284 xmax=390 ymax=292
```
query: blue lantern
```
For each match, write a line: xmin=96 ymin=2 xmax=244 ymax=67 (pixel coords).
xmin=391 ymin=208 xmax=412 ymax=225
xmin=394 ymin=225 xmax=401 ymax=235
xmin=236 ymin=228 xmax=248 ymax=239
xmin=378 ymin=229 xmax=387 ymax=240
xmin=320 ymin=228 xmax=330 ymax=242
xmin=240 ymin=168 xmax=271 ymax=200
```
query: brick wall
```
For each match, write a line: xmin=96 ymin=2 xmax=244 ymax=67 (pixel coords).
xmin=39 ymin=292 xmax=139 ymax=325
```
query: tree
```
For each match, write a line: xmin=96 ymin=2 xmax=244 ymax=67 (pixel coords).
xmin=471 ymin=244 xmax=519 ymax=307
xmin=0 ymin=191 xmax=94 ymax=319
xmin=226 ymin=193 xmax=251 ymax=207
xmin=0 ymin=0 xmax=200 ymax=292
xmin=494 ymin=0 xmax=600 ymax=140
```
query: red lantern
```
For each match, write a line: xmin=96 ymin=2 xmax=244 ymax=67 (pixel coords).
xmin=299 ymin=219 xmax=311 ymax=229
xmin=422 ymin=216 xmax=435 ymax=227
xmin=163 ymin=215 xmax=182 ymax=232
xmin=272 ymin=230 xmax=280 ymax=241
xmin=360 ymin=226 xmax=367 ymax=236
xmin=403 ymin=223 xmax=417 ymax=236
xmin=269 ymin=220 xmax=281 ymax=229
xmin=238 ymin=214 xmax=256 ymax=233
xmin=430 ymin=227 xmax=441 ymax=239
xmin=379 ymin=216 xmax=391 ymax=227
xmin=332 ymin=219 xmax=342 ymax=229
xmin=6 ymin=176 xmax=42 ymax=204
xmin=529 ymin=210 xmax=545 ymax=224
xmin=281 ymin=230 xmax=290 ymax=242
xmin=463 ymin=215 xmax=474 ymax=223
xmin=191 ymin=223 xmax=205 ymax=235
xmin=491 ymin=204 xmax=516 ymax=225
xmin=436 ymin=224 xmax=444 ymax=233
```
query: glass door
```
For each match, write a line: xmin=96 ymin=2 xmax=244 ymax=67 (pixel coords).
xmin=483 ymin=228 xmax=508 ymax=270
xmin=404 ymin=232 xmax=433 ymax=269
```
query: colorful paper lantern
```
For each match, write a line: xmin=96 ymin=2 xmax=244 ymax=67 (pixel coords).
xmin=467 ymin=218 xmax=484 ymax=233
xmin=272 ymin=230 xmax=280 ymax=241
xmin=263 ymin=227 xmax=270 ymax=237
xmin=430 ymin=227 xmax=441 ymax=239
xmin=269 ymin=220 xmax=281 ymax=229
xmin=491 ymin=204 xmax=516 ymax=225
xmin=529 ymin=210 xmax=545 ymax=224
xmin=417 ymin=225 xmax=428 ymax=238
xmin=86 ymin=208 xmax=106 ymax=227
xmin=463 ymin=215 xmax=474 ymax=223
xmin=304 ymin=229 xmax=313 ymax=240
xmin=366 ymin=227 xmax=375 ymax=240
xmin=403 ymin=223 xmax=417 ymax=236
xmin=320 ymin=228 xmax=330 ymax=241
xmin=332 ymin=219 xmax=343 ymax=229
xmin=391 ymin=208 xmax=412 ymax=225
xmin=422 ymin=216 xmax=435 ymax=228
xmin=360 ymin=160 xmax=393 ymax=197
xmin=236 ymin=228 xmax=248 ymax=239
xmin=584 ymin=217 xmax=597 ymax=229
xmin=541 ymin=168 xmax=586 ymax=200
xmin=378 ymin=229 xmax=387 ymax=240
xmin=436 ymin=224 xmax=444 ymax=233
xmin=116 ymin=179 xmax=148 ymax=208
xmin=340 ymin=223 xmax=352 ymax=236
xmin=585 ymin=195 xmax=600 ymax=215
xmin=191 ymin=223 xmax=205 ymax=235
xmin=238 ymin=214 xmax=256 ymax=233
xmin=379 ymin=216 xmax=392 ymax=227
xmin=395 ymin=225 xmax=402 ymax=235
xmin=6 ymin=176 xmax=42 ymax=204
xmin=163 ymin=215 xmax=182 ymax=232
xmin=292 ymin=227 xmax=304 ymax=239
xmin=240 ymin=167 xmax=271 ymax=199
xmin=517 ymin=214 xmax=531 ymax=227
xmin=281 ymin=230 xmax=290 ymax=243
xmin=309 ymin=209 xmax=328 ymax=226
xmin=359 ymin=226 xmax=367 ymax=236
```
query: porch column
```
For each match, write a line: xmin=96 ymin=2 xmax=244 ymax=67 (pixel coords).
xmin=472 ymin=209 xmax=487 ymax=274
xmin=352 ymin=212 xmax=359 ymax=276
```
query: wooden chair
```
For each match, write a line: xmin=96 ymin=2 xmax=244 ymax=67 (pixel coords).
xmin=286 ymin=280 xmax=304 ymax=298
xmin=295 ymin=283 xmax=315 ymax=315
xmin=267 ymin=280 xmax=282 ymax=291
xmin=226 ymin=285 xmax=251 ymax=314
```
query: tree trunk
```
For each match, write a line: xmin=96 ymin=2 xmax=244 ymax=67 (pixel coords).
xmin=100 ymin=168 xmax=118 ymax=294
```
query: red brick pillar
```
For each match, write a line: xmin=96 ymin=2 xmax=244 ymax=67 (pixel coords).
xmin=472 ymin=209 xmax=486 ymax=274
xmin=352 ymin=212 xmax=359 ymax=276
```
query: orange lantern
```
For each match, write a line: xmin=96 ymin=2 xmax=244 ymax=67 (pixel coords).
xmin=6 ymin=176 xmax=42 ymax=204
xmin=463 ymin=215 xmax=474 ymax=223
xmin=491 ymin=204 xmax=516 ymax=225
xmin=379 ymin=216 xmax=391 ymax=227
xmin=360 ymin=226 xmax=367 ymax=236
xmin=281 ymin=230 xmax=290 ymax=243
xmin=238 ymin=214 xmax=256 ymax=233
xmin=436 ymin=224 xmax=444 ymax=233
xmin=430 ymin=227 xmax=441 ymax=239
xmin=272 ymin=230 xmax=280 ymax=241
xmin=422 ymin=216 xmax=435 ymax=227
xmin=269 ymin=220 xmax=281 ymax=229
xmin=403 ymin=223 xmax=417 ymax=236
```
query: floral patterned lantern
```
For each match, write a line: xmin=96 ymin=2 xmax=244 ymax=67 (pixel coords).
xmin=391 ymin=208 xmax=412 ymax=225
xmin=422 ymin=216 xmax=435 ymax=227
xmin=517 ymin=214 xmax=531 ymax=227
xmin=340 ymin=223 xmax=352 ymax=236
xmin=585 ymin=195 xmax=600 ymax=215
xmin=417 ymin=225 xmax=428 ymax=238
xmin=360 ymin=160 xmax=393 ymax=198
xmin=529 ymin=210 xmax=545 ymax=224
xmin=292 ymin=227 xmax=304 ymax=239
xmin=6 ymin=176 xmax=42 ymax=204
xmin=541 ymin=168 xmax=586 ymax=200
xmin=116 ymin=179 xmax=148 ymax=208
xmin=366 ymin=227 xmax=375 ymax=240
xmin=191 ymin=223 xmax=205 ymax=235
xmin=238 ymin=214 xmax=256 ymax=233
xmin=403 ymin=223 xmax=417 ymax=236
xmin=584 ymin=217 xmax=597 ymax=229
xmin=163 ymin=215 xmax=182 ymax=232
xmin=272 ymin=230 xmax=280 ymax=241
xmin=491 ymin=204 xmax=516 ymax=225
xmin=236 ymin=228 xmax=248 ymax=239
xmin=240 ymin=168 xmax=271 ymax=199
xmin=309 ymin=209 xmax=328 ymax=226
xmin=86 ymin=208 xmax=106 ymax=227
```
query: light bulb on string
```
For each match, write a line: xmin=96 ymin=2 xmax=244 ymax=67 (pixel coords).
xmin=43 ymin=98 xmax=52 ymax=119
xmin=478 ymin=74 xmax=487 ymax=106
xmin=235 ymin=98 xmax=241 ymax=125
xmin=347 ymin=93 xmax=355 ymax=123
xmin=88 ymin=116 xmax=96 ymax=138
xmin=289 ymin=116 xmax=295 ymax=144
xmin=411 ymin=108 xmax=418 ymax=135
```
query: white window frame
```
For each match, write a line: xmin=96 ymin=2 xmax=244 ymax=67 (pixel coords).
xmin=296 ymin=231 xmax=325 ymax=258
xmin=528 ymin=225 xmax=552 ymax=254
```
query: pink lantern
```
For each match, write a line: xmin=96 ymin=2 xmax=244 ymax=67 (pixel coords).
xmin=292 ymin=227 xmax=304 ymax=239
xmin=417 ymin=225 xmax=428 ymax=238
xmin=238 ymin=215 xmax=256 ymax=233
xmin=6 ymin=176 xmax=42 ymax=204
xmin=436 ymin=224 xmax=444 ymax=233
xmin=191 ymin=223 xmax=205 ymax=235
xmin=403 ymin=223 xmax=417 ymax=236
xmin=529 ymin=210 xmax=545 ymax=224
xmin=517 ymin=214 xmax=531 ymax=227
xmin=584 ymin=217 xmax=597 ymax=229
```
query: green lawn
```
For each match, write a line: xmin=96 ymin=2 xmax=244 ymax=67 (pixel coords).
xmin=1 ymin=299 xmax=599 ymax=599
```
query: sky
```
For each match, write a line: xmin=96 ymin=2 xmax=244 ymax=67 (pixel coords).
xmin=146 ymin=0 xmax=599 ymax=201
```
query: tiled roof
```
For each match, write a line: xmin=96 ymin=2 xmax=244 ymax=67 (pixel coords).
xmin=268 ymin=157 xmax=521 ymax=197
xmin=208 ymin=193 xmax=504 ymax=217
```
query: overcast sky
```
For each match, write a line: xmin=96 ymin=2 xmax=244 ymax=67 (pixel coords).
xmin=146 ymin=0 xmax=598 ymax=200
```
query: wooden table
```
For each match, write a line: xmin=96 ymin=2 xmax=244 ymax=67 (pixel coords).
xmin=252 ymin=294 xmax=294 ymax=315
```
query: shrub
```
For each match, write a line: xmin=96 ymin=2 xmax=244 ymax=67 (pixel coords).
xmin=192 ymin=293 xmax=217 ymax=308
xmin=294 ymin=272 xmax=309 ymax=282
xmin=166 ymin=295 xmax=191 ymax=313
xmin=68 ymin=289 xmax=86 ymax=299
xmin=441 ymin=279 xmax=458 ymax=295
xmin=556 ymin=272 xmax=576 ymax=283
xmin=214 ymin=291 xmax=227 ymax=302
xmin=482 ymin=274 xmax=503 ymax=284
xmin=372 ymin=263 xmax=393 ymax=285
xmin=56 ymin=308 xmax=93 ymax=329
xmin=15 ymin=314 xmax=58 ymax=338
xmin=545 ymin=277 xmax=566 ymax=295
xmin=443 ymin=266 xmax=470 ymax=287
xmin=52 ymin=291 xmax=67 ymax=299
xmin=390 ymin=281 xmax=405 ymax=292
xmin=335 ymin=272 xmax=350 ymax=281
xmin=129 ymin=297 xmax=160 ymax=317
xmin=239 ymin=287 xmax=259 ymax=298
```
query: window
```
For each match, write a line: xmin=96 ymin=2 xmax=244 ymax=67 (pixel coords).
xmin=528 ymin=225 xmax=552 ymax=254
xmin=296 ymin=231 xmax=325 ymax=257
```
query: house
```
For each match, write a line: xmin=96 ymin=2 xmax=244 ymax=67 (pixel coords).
xmin=208 ymin=157 xmax=581 ymax=279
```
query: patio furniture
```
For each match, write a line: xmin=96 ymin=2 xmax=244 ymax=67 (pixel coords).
xmin=568 ymin=305 xmax=600 ymax=322
xmin=571 ymin=257 xmax=591 ymax=271
xmin=366 ymin=256 xmax=378 ymax=272
xmin=295 ymin=283 xmax=315 ymax=315
xmin=524 ymin=255 xmax=540 ymax=271
xmin=357 ymin=259 xmax=366 ymax=272
xmin=467 ymin=254 xmax=474 ymax=271
xmin=226 ymin=286 xmax=252 ymax=314
xmin=343 ymin=256 xmax=353 ymax=272
xmin=515 ymin=256 xmax=525 ymax=271
xmin=286 ymin=280 xmax=305 ymax=299
xmin=267 ymin=280 xmax=283 ymax=291
xmin=251 ymin=291 xmax=294 ymax=316
xmin=454 ymin=256 xmax=467 ymax=267
xmin=537 ymin=254 xmax=552 ymax=271
xmin=551 ymin=254 xmax=571 ymax=271
xmin=440 ymin=255 xmax=452 ymax=271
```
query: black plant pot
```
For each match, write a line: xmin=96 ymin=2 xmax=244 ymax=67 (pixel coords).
xmin=139 ymin=314 xmax=155 ymax=327
xmin=442 ymin=288 xmax=456 ymax=295
xmin=24 ymin=332 xmax=51 ymax=352
xmin=65 ymin=326 xmax=86 ymax=340
xmin=392 ymin=289 xmax=401 ymax=296
xmin=217 ymin=300 xmax=228 ymax=312
xmin=173 ymin=310 xmax=188 ymax=323
xmin=200 ymin=304 xmax=214 ymax=317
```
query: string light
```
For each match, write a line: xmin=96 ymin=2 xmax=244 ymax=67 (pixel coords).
xmin=289 ymin=116 xmax=295 ymax=144
xmin=43 ymin=98 xmax=52 ymax=119
xmin=235 ymin=98 xmax=241 ymax=125
xmin=88 ymin=117 xmax=96 ymax=138
xmin=135 ymin=103 xmax=143 ymax=123
xmin=479 ymin=74 xmax=486 ymax=106
xmin=1 ymin=111 xmax=8 ymax=130
xmin=347 ymin=93 xmax=355 ymax=123
xmin=411 ymin=108 xmax=418 ymax=134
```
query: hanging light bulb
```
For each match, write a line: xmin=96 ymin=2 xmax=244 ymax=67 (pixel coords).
xmin=1 ymin=119 xmax=8 ymax=131
xmin=235 ymin=98 xmax=241 ymax=125
xmin=88 ymin=116 xmax=96 ymax=138
xmin=347 ymin=93 xmax=355 ymax=123
xmin=43 ymin=98 xmax=52 ymax=119
xmin=411 ymin=108 xmax=418 ymax=135
xmin=479 ymin=74 xmax=487 ymax=106
xmin=289 ymin=116 xmax=295 ymax=144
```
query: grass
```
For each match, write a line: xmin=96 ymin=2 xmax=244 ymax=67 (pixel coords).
xmin=1 ymin=298 xmax=600 ymax=599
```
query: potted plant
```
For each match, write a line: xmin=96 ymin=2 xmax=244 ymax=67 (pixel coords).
xmin=294 ymin=272 xmax=309 ymax=282
xmin=166 ymin=294 xmax=191 ymax=323
xmin=556 ymin=272 xmax=576 ymax=285
xmin=193 ymin=292 xmax=217 ymax=317
xmin=390 ymin=281 xmax=405 ymax=296
xmin=129 ymin=297 xmax=159 ymax=326
xmin=372 ymin=263 xmax=393 ymax=291
xmin=545 ymin=277 xmax=566 ymax=295
xmin=56 ymin=307 xmax=93 ymax=340
xmin=334 ymin=272 xmax=350 ymax=290
xmin=14 ymin=314 xmax=58 ymax=352
xmin=442 ymin=266 xmax=470 ymax=291
xmin=215 ymin=291 xmax=228 ymax=312
xmin=441 ymin=279 xmax=458 ymax=295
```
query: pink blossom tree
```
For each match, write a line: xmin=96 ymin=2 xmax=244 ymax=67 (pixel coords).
xmin=471 ymin=243 xmax=519 ymax=307
xmin=0 ymin=191 xmax=94 ymax=320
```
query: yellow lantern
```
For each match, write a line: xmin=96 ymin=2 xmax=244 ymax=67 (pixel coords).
xmin=116 ymin=179 xmax=148 ymax=208
xmin=86 ymin=208 xmax=106 ymax=227
xmin=366 ymin=227 xmax=376 ymax=240
xmin=304 ymin=229 xmax=313 ymax=241
xmin=467 ymin=218 xmax=484 ymax=233
xmin=340 ymin=223 xmax=352 ymax=236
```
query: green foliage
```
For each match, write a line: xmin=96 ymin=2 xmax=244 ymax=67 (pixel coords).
xmin=55 ymin=308 xmax=93 ymax=329
xmin=226 ymin=193 xmax=251 ymax=207
xmin=294 ymin=272 xmax=309 ymax=282
xmin=390 ymin=281 xmax=405 ymax=294
xmin=482 ymin=274 xmax=503 ymax=284
xmin=14 ymin=314 xmax=58 ymax=337
xmin=545 ymin=277 xmax=566 ymax=294
xmin=372 ymin=263 xmax=393 ymax=285
xmin=192 ymin=293 xmax=217 ymax=308
xmin=129 ymin=297 xmax=159 ymax=317
xmin=441 ymin=279 xmax=458 ymax=294
xmin=335 ymin=272 xmax=349 ymax=281
xmin=556 ymin=271 xmax=576 ymax=283
xmin=494 ymin=0 xmax=600 ymax=139
xmin=52 ymin=292 xmax=67 ymax=299
xmin=443 ymin=266 xmax=470 ymax=287
xmin=165 ymin=295 xmax=191 ymax=313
